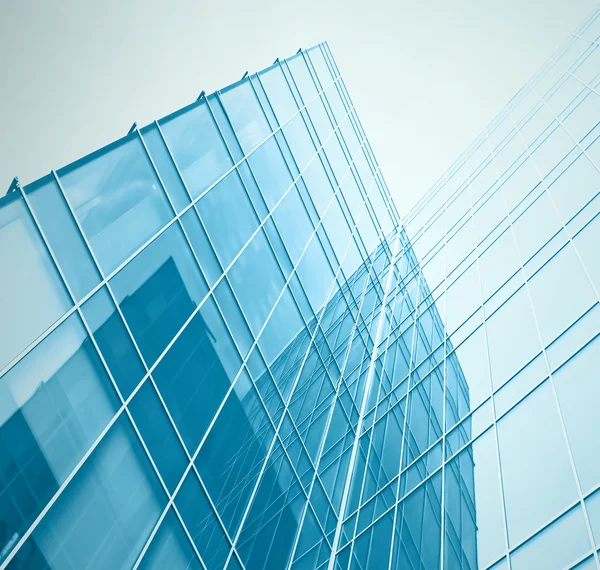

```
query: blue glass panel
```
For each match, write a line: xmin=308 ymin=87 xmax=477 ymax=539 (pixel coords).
xmin=214 ymin=277 xmax=254 ymax=358
xmin=160 ymin=100 xmax=233 ymax=199
xmin=25 ymin=175 xmax=101 ymax=300
xmin=486 ymin=286 xmax=541 ymax=390
xmin=0 ymin=194 xmax=72 ymax=371
xmin=140 ymin=123 xmax=191 ymax=213
xmin=81 ymin=286 xmax=146 ymax=399
xmin=259 ymin=64 xmax=299 ymax=125
xmin=220 ymin=79 xmax=272 ymax=154
xmin=180 ymin=207 xmax=223 ymax=286
xmin=273 ymin=186 xmax=315 ymax=264
xmin=175 ymin=471 xmax=231 ymax=569
xmin=0 ymin=313 xmax=120 ymax=560
xmin=528 ymin=243 xmax=596 ymax=346
xmin=196 ymin=369 xmax=275 ymax=536
xmin=138 ymin=508 xmax=202 ymax=570
xmin=510 ymin=506 xmax=592 ymax=570
xmin=128 ymin=380 xmax=188 ymax=493
xmin=248 ymin=136 xmax=294 ymax=210
xmin=27 ymin=414 xmax=165 ymax=569
xmin=497 ymin=381 xmax=578 ymax=546
xmin=58 ymin=134 xmax=174 ymax=275
xmin=206 ymin=93 xmax=244 ymax=162
xmin=237 ymin=442 xmax=306 ymax=570
xmin=196 ymin=169 xmax=259 ymax=268
xmin=229 ymin=229 xmax=286 ymax=336
xmin=297 ymin=234 xmax=335 ymax=314
xmin=287 ymin=54 xmax=318 ymax=103
xmin=152 ymin=297 xmax=241 ymax=453
xmin=554 ymin=334 xmax=600 ymax=494
xmin=307 ymin=46 xmax=334 ymax=89
xmin=110 ymin=222 xmax=208 ymax=365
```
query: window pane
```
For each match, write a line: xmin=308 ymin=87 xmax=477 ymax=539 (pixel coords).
xmin=25 ymin=175 xmax=101 ymax=300
xmin=229 ymin=230 xmax=285 ymax=335
xmin=27 ymin=414 xmax=165 ymax=570
xmin=220 ymin=79 xmax=272 ymax=154
xmin=81 ymin=286 xmax=146 ymax=399
xmin=58 ymin=134 xmax=174 ymax=275
xmin=0 ymin=194 xmax=72 ymax=371
xmin=110 ymin=222 xmax=208 ymax=365
xmin=497 ymin=381 xmax=578 ymax=546
xmin=152 ymin=296 xmax=241 ymax=453
xmin=0 ymin=313 xmax=120 ymax=558
xmin=139 ymin=508 xmax=201 ymax=570
xmin=259 ymin=64 xmax=299 ymax=125
xmin=197 ymin=169 xmax=259 ymax=268
xmin=160 ymin=100 xmax=233 ymax=199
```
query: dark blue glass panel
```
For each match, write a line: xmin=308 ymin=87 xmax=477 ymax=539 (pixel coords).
xmin=196 ymin=369 xmax=275 ymax=536
xmin=110 ymin=222 xmax=208 ymax=366
xmin=138 ymin=508 xmax=202 ymax=570
xmin=129 ymin=380 xmax=188 ymax=493
xmin=0 ymin=312 xmax=120 ymax=562
xmin=175 ymin=471 xmax=231 ymax=569
xmin=25 ymin=414 xmax=165 ymax=570
xmin=152 ymin=297 xmax=241 ymax=453
xmin=81 ymin=286 xmax=146 ymax=399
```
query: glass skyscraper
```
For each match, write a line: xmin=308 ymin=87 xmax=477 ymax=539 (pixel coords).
xmin=1 ymin=8 xmax=600 ymax=570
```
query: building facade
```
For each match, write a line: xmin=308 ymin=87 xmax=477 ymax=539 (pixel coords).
xmin=1 ymin=9 xmax=600 ymax=570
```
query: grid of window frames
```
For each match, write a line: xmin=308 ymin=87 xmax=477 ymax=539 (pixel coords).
xmin=3 ymin=6 xmax=600 ymax=570
xmin=0 ymin=42 xmax=401 ymax=570
xmin=354 ymin=8 xmax=600 ymax=570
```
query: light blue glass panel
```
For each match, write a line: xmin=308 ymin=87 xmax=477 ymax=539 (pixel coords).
xmin=0 ymin=194 xmax=72 ymax=371
xmin=486 ymin=286 xmax=541 ymax=390
xmin=228 ymin=229 xmax=286 ymax=336
xmin=139 ymin=508 xmax=202 ymax=570
xmin=29 ymin=414 xmax=165 ymax=570
xmin=81 ymin=286 xmax=145 ymax=399
xmin=196 ymin=169 xmax=259 ymax=269
xmin=180 ymin=206 xmax=223 ymax=286
xmin=497 ymin=381 xmax=579 ymax=546
xmin=0 ymin=312 xmax=120 ymax=558
xmin=140 ymin=123 xmax=190 ymax=213
xmin=160 ymin=100 xmax=233 ymax=199
xmin=25 ymin=175 xmax=101 ymax=300
xmin=175 ymin=471 xmax=231 ymax=569
xmin=152 ymin=297 xmax=241 ymax=453
xmin=547 ymin=152 xmax=599 ymax=222
xmin=259 ymin=64 xmax=299 ymax=125
xmin=297 ymin=234 xmax=336 ymax=314
xmin=58 ymin=134 xmax=174 ymax=275
xmin=528 ymin=243 xmax=596 ymax=346
xmin=287 ymin=54 xmax=319 ymax=103
xmin=273 ymin=186 xmax=314 ymax=264
xmin=586 ymin=488 xmax=600 ymax=545
xmin=129 ymin=380 xmax=188 ymax=493
xmin=573 ymin=213 xmax=600 ymax=292
xmin=248 ymin=136 xmax=294 ymax=210
xmin=510 ymin=506 xmax=592 ymax=570
xmin=554 ymin=334 xmax=600 ymax=494
xmin=220 ymin=79 xmax=272 ymax=154
xmin=110 ymin=222 xmax=208 ymax=365
xmin=283 ymin=112 xmax=318 ymax=172
xmin=512 ymin=191 xmax=562 ymax=264
xmin=307 ymin=46 xmax=334 ymax=89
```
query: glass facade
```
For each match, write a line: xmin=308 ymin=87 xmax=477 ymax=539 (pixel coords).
xmin=1 ymin=10 xmax=600 ymax=570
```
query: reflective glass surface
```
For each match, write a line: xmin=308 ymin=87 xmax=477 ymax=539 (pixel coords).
xmin=2 ymin=26 xmax=600 ymax=570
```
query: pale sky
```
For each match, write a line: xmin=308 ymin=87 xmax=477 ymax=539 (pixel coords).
xmin=1 ymin=0 xmax=597 ymax=216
